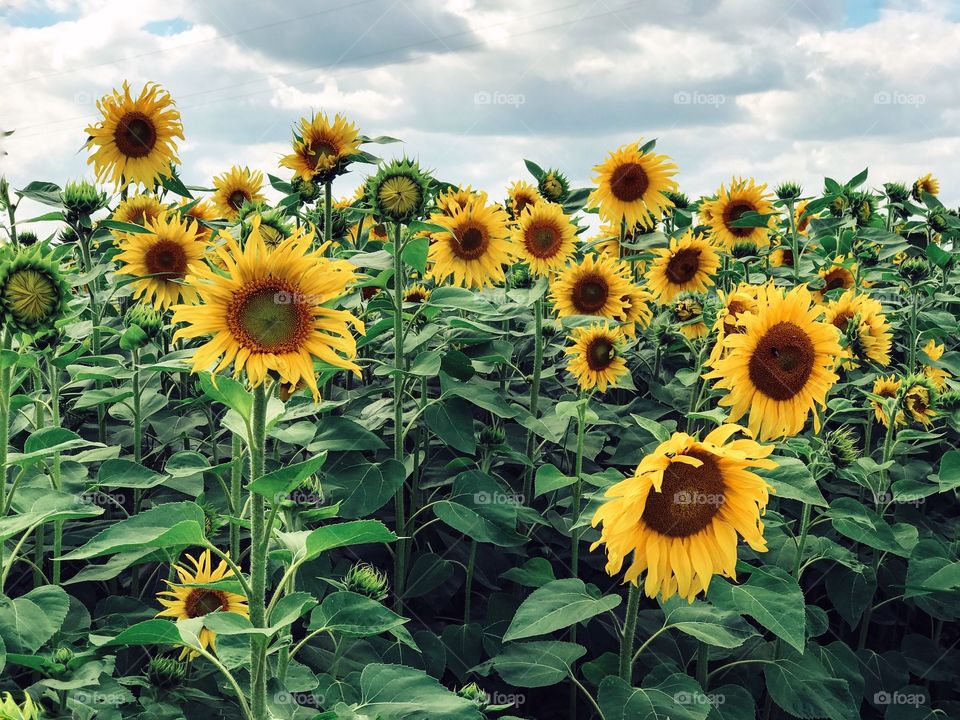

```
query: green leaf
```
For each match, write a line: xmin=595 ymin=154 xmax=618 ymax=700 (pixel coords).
xmin=330 ymin=459 xmax=405 ymax=518
xmin=534 ymin=463 xmax=577 ymax=496
xmin=708 ymin=564 xmax=806 ymax=652
xmin=199 ymin=373 xmax=252 ymax=420
xmin=0 ymin=585 xmax=70 ymax=653
xmin=103 ymin=619 xmax=185 ymax=647
xmin=425 ymin=397 xmax=476 ymax=453
xmin=353 ymin=664 xmax=483 ymax=720
xmin=60 ymin=502 xmax=207 ymax=561
xmin=96 ymin=459 xmax=165 ymax=489
xmin=309 ymin=591 xmax=406 ymax=637
xmin=759 ymin=457 xmax=828 ymax=507
xmin=661 ymin=596 xmax=758 ymax=649
xmin=310 ymin=416 xmax=387 ymax=452
xmin=480 ymin=641 xmax=586 ymax=688
xmin=248 ymin=454 xmax=327 ymax=501
xmin=630 ymin=414 xmax=671 ymax=443
xmin=827 ymin=497 xmax=918 ymax=557
xmin=288 ymin=520 xmax=396 ymax=563
xmin=598 ymin=674 xmax=711 ymax=720
xmin=503 ymin=579 xmax=621 ymax=641
xmin=935 ymin=450 xmax=960 ymax=491
xmin=524 ymin=159 xmax=545 ymax=180
xmin=401 ymin=235 xmax=429 ymax=273
xmin=8 ymin=427 xmax=93 ymax=465
xmin=763 ymin=647 xmax=859 ymax=720
xmin=500 ymin=558 xmax=556 ymax=588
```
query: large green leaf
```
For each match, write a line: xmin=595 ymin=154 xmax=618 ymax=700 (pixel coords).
xmin=759 ymin=457 xmax=828 ymax=506
xmin=597 ymin=674 xmax=711 ymax=720
xmin=328 ymin=459 xmax=405 ymax=518
xmin=0 ymin=585 xmax=70 ymax=653
xmin=661 ymin=596 xmax=758 ymax=649
xmin=827 ymin=497 xmax=918 ymax=557
xmin=763 ymin=647 xmax=859 ymax=720
xmin=503 ymin=579 xmax=621 ymax=641
xmin=479 ymin=641 xmax=586 ymax=688
xmin=248 ymin=454 xmax=328 ymax=501
xmin=425 ymin=397 xmax=476 ymax=453
xmin=278 ymin=520 xmax=397 ymax=563
xmin=309 ymin=591 xmax=406 ymax=637
xmin=351 ymin=663 xmax=483 ymax=720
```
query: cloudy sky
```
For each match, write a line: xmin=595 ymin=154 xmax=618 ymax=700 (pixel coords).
xmin=1 ymin=0 xmax=958 ymax=211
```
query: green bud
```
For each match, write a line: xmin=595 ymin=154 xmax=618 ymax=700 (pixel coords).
xmin=343 ymin=562 xmax=389 ymax=602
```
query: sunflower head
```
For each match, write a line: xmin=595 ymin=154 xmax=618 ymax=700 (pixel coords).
xmin=871 ymin=375 xmax=905 ymax=427
xmin=146 ymin=656 xmax=189 ymax=689
xmin=565 ymin=322 xmax=627 ymax=392
xmin=62 ymin=179 xmax=106 ymax=221
xmin=646 ymin=230 xmax=720 ymax=304
xmin=506 ymin=180 xmax=543 ymax=218
xmin=179 ymin=198 xmax=218 ymax=245
xmin=0 ymin=244 xmax=72 ymax=334
xmin=280 ymin=111 xmax=362 ymax=183
xmin=671 ymin=294 xmax=709 ymax=340
xmin=588 ymin=141 xmax=678 ymax=229
xmin=212 ymin=166 xmax=267 ymax=221
xmin=403 ymin=283 xmax=431 ymax=304
xmin=898 ymin=256 xmax=931 ymax=284
xmin=366 ymin=158 xmax=432 ymax=225
xmin=823 ymin=289 xmax=892 ymax=368
xmin=457 ymin=683 xmax=489 ymax=709
xmin=125 ymin=302 xmax=165 ymax=341
xmin=591 ymin=425 xmax=775 ymax=601
xmin=903 ymin=375 xmax=938 ymax=427
xmin=343 ymin=562 xmax=390 ymax=602
xmin=538 ymin=168 xmax=570 ymax=203
xmin=16 ymin=231 xmax=38 ymax=248
xmin=84 ymin=81 xmax=183 ymax=189
xmin=246 ymin=211 xmax=291 ymax=250
xmin=110 ymin=194 xmax=168 ymax=242
xmin=825 ymin=426 xmax=859 ymax=468
xmin=816 ymin=257 xmax=857 ymax=300
xmin=912 ymin=173 xmax=939 ymax=201
xmin=775 ymin=181 xmax=802 ymax=201
xmin=550 ymin=252 xmax=633 ymax=320
xmin=0 ymin=692 xmax=38 ymax=720
xmin=511 ymin=201 xmax=577 ymax=276
xmin=664 ymin=190 xmax=690 ymax=210
xmin=426 ymin=196 xmax=513 ymax=288
xmin=700 ymin=177 xmax=776 ymax=251
xmin=769 ymin=247 xmax=794 ymax=268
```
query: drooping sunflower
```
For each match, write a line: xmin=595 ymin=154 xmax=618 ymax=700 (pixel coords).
xmin=923 ymin=365 xmax=951 ymax=392
xmin=249 ymin=211 xmax=291 ymax=250
xmin=903 ymin=376 xmax=937 ymax=426
xmin=922 ymin=339 xmax=944 ymax=362
xmin=0 ymin=245 xmax=73 ymax=334
xmin=211 ymin=166 xmax=267 ymax=221
xmin=709 ymin=283 xmax=759 ymax=363
xmin=84 ymin=81 xmax=183 ymax=188
xmin=0 ymin=692 xmax=38 ymax=720
xmin=619 ymin=285 xmax=654 ymax=335
xmin=565 ymin=323 xmax=627 ymax=392
xmin=404 ymin=283 xmax=431 ymax=304
xmin=180 ymin=198 xmax=218 ymax=244
xmin=671 ymin=295 xmax=709 ymax=340
xmin=435 ymin=186 xmax=482 ymax=215
xmin=280 ymin=112 xmax=361 ymax=183
xmin=912 ymin=173 xmax=939 ymax=201
xmin=870 ymin=375 xmax=904 ymax=427
xmin=171 ymin=218 xmax=362 ymax=399
xmin=591 ymin=424 xmax=775 ymax=602
xmin=506 ymin=180 xmax=543 ymax=219
xmin=794 ymin=199 xmax=813 ymax=235
xmin=550 ymin=252 xmax=633 ymax=320
xmin=588 ymin=141 xmax=678 ymax=229
xmin=426 ymin=198 xmax=513 ymax=288
xmin=366 ymin=158 xmax=432 ymax=225
xmin=511 ymin=201 xmax=577 ymax=276
xmin=815 ymin=256 xmax=857 ymax=301
xmin=156 ymin=549 xmax=248 ymax=660
xmin=116 ymin=213 xmax=204 ymax=310
xmin=703 ymin=283 xmax=842 ymax=440
xmin=700 ymin=177 xmax=776 ymax=252
xmin=645 ymin=230 xmax=720 ymax=304
xmin=823 ymin=289 xmax=892 ymax=368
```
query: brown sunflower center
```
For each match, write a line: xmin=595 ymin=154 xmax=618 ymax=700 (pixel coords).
xmin=114 ymin=111 xmax=158 ymax=159
xmin=831 ymin=310 xmax=855 ymax=332
xmin=184 ymin=589 xmax=229 ymax=618
xmin=665 ymin=248 xmax=701 ymax=284
xmin=526 ymin=223 xmax=562 ymax=258
xmin=452 ymin=224 xmax=488 ymax=260
xmin=571 ymin=273 xmax=609 ymax=313
xmin=586 ymin=337 xmax=615 ymax=370
xmin=609 ymin=162 xmax=649 ymax=202
xmin=748 ymin=321 xmax=816 ymax=401
xmin=642 ymin=449 xmax=725 ymax=537
xmin=227 ymin=280 xmax=314 ymax=353
xmin=514 ymin=194 xmax=534 ymax=215
xmin=144 ymin=240 xmax=188 ymax=278
xmin=822 ymin=268 xmax=853 ymax=293
xmin=723 ymin=200 xmax=757 ymax=238
xmin=722 ymin=300 xmax=750 ymax=335
xmin=311 ymin=138 xmax=337 ymax=159
xmin=777 ymin=248 xmax=795 ymax=266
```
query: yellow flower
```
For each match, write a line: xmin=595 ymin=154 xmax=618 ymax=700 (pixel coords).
xmin=511 ymin=201 xmax=577 ymax=276
xmin=591 ymin=424 xmax=775 ymax=601
xmin=645 ymin=230 xmax=720 ymax=304
xmin=427 ymin=197 xmax=513 ymax=288
xmin=700 ymin=177 xmax=776 ymax=251
xmin=85 ymin=81 xmax=183 ymax=188
xmin=156 ymin=550 xmax=248 ymax=660
xmin=922 ymin=339 xmax=945 ymax=362
xmin=506 ymin=180 xmax=543 ymax=219
xmin=704 ymin=284 xmax=842 ymax=440
xmin=180 ymin=198 xmax=219 ymax=245
xmin=565 ymin=323 xmax=628 ymax=392
xmin=111 ymin=194 xmax=168 ymax=237
xmin=923 ymin=366 xmax=950 ymax=392
xmin=912 ymin=173 xmax=939 ymax=200
xmin=794 ymin=199 xmax=814 ymax=236
xmin=620 ymin=285 xmax=654 ymax=336
xmin=403 ymin=283 xmax=431 ymax=304
xmin=212 ymin=166 xmax=267 ymax=221
xmin=588 ymin=140 xmax=678 ymax=229
xmin=550 ymin=253 xmax=633 ymax=320
xmin=280 ymin=112 xmax=361 ymax=182
xmin=709 ymin=283 xmax=760 ymax=364
xmin=822 ymin=289 xmax=892 ymax=368
xmin=171 ymin=218 xmax=363 ymax=400
xmin=871 ymin=375 xmax=904 ymax=427
xmin=815 ymin=256 xmax=858 ymax=302
xmin=904 ymin=378 xmax=937 ymax=427
xmin=672 ymin=296 xmax=709 ymax=340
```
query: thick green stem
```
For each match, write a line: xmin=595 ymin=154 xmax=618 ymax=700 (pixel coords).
xmin=521 ymin=298 xmax=545 ymax=505
xmin=0 ymin=330 xmax=12 ymax=513
xmin=248 ymin=384 xmax=269 ymax=720
xmin=619 ymin=583 xmax=641 ymax=682
xmin=785 ymin=199 xmax=800 ymax=285
xmin=391 ymin=222 xmax=408 ymax=608
xmin=463 ymin=539 xmax=477 ymax=623
xmin=324 ymin=181 xmax=333 ymax=244
xmin=230 ymin=433 xmax=243 ymax=560
xmin=47 ymin=357 xmax=63 ymax=585
xmin=696 ymin=642 xmax=709 ymax=690
xmin=570 ymin=401 xmax=587 ymax=581
xmin=792 ymin=503 xmax=812 ymax=578
xmin=907 ymin=288 xmax=920 ymax=371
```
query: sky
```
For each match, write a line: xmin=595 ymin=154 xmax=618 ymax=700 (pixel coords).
xmin=1 ymin=0 xmax=959 ymax=214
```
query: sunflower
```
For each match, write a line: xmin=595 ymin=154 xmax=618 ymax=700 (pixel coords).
xmin=591 ymin=424 xmax=775 ymax=601
xmin=912 ymin=173 xmax=939 ymax=201
xmin=280 ymin=112 xmax=361 ymax=183
xmin=251 ymin=212 xmax=291 ymax=250
xmin=923 ymin=365 xmax=950 ymax=392
xmin=703 ymin=283 xmax=842 ymax=440
xmin=84 ymin=81 xmax=183 ymax=188
xmin=871 ymin=375 xmax=904 ymax=427
xmin=922 ymin=339 xmax=945 ymax=362
xmin=904 ymin=376 xmax=937 ymax=426
xmin=116 ymin=213 xmax=204 ymax=310
xmin=565 ymin=323 xmax=627 ymax=392
xmin=700 ymin=177 xmax=776 ymax=251
xmin=588 ymin=141 xmax=678 ymax=229
xmin=366 ymin=158 xmax=432 ymax=224
xmin=822 ymin=289 xmax=892 ymax=368
xmin=156 ymin=549 xmax=248 ymax=660
xmin=0 ymin=245 xmax=72 ymax=334
xmin=538 ymin=168 xmax=570 ymax=203
xmin=794 ymin=199 xmax=813 ymax=235
xmin=427 ymin=198 xmax=512 ymax=288
xmin=171 ymin=218 xmax=362 ymax=399
xmin=620 ymin=285 xmax=654 ymax=335
xmin=404 ymin=283 xmax=431 ymax=304
xmin=0 ymin=692 xmax=38 ymax=720
xmin=769 ymin=247 xmax=794 ymax=268
xmin=646 ymin=230 xmax=720 ymax=304
xmin=815 ymin=256 xmax=857 ymax=302
xmin=550 ymin=253 xmax=633 ymax=320
xmin=180 ymin=198 xmax=218 ymax=244
xmin=506 ymin=180 xmax=543 ymax=219
xmin=111 ymin=194 xmax=167 ymax=231
xmin=367 ymin=223 xmax=390 ymax=243
xmin=211 ymin=166 xmax=267 ymax=221
xmin=436 ymin=186 xmax=482 ymax=215
xmin=511 ymin=201 xmax=577 ymax=276
xmin=709 ymin=283 xmax=760 ymax=363
xmin=672 ymin=295 xmax=709 ymax=340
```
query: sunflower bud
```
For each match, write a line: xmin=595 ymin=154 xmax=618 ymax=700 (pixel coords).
xmin=849 ymin=192 xmax=875 ymax=226
xmin=884 ymin=182 xmax=909 ymax=204
xmin=0 ymin=245 xmax=72 ymax=334
xmin=928 ymin=209 xmax=950 ymax=233
xmin=457 ymin=683 xmax=489 ymax=709
xmin=62 ymin=179 xmax=106 ymax=221
xmin=938 ymin=389 xmax=960 ymax=412
xmin=52 ymin=646 xmax=74 ymax=665
xmin=902 ymin=374 xmax=938 ymax=426
xmin=17 ymin=230 xmax=38 ymax=247
xmin=537 ymin=168 xmax=570 ymax=203
xmin=291 ymin=175 xmax=320 ymax=203
xmin=366 ymin=158 xmax=433 ymax=225
xmin=664 ymin=190 xmax=690 ymax=210
xmin=146 ymin=657 xmax=188 ymax=689
xmin=730 ymin=241 xmax=758 ymax=259
xmin=343 ymin=562 xmax=389 ymax=602
xmin=479 ymin=425 xmax=506 ymax=447
xmin=828 ymin=193 xmax=850 ymax=217
xmin=775 ymin=182 xmax=802 ymax=201
xmin=898 ymin=256 xmax=930 ymax=284
xmin=286 ymin=475 xmax=324 ymax=507
xmin=825 ymin=426 xmax=859 ymax=468
xmin=125 ymin=302 xmax=164 ymax=341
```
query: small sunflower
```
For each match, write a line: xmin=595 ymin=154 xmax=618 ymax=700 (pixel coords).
xmin=703 ymin=284 xmax=842 ymax=440
xmin=709 ymin=283 xmax=760 ymax=363
xmin=156 ymin=549 xmax=248 ymax=660
xmin=769 ymin=247 xmax=794 ymax=268
xmin=550 ymin=253 xmax=633 ymax=320
xmin=922 ymin=339 xmax=945 ymax=362
xmin=116 ymin=213 xmax=204 ymax=309
xmin=823 ymin=289 xmax=892 ymax=368
xmin=404 ymin=283 xmax=431 ymax=304
xmin=912 ymin=173 xmax=939 ymax=201
xmin=815 ymin=256 xmax=857 ymax=302
xmin=427 ymin=198 xmax=513 ymax=288
xmin=280 ymin=112 xmax=361 ymax=183
xmin=591 ymin=424 xmax=775 ymax=601
xmin=565 ymin=323 xmax=627 ymax=392
xmin=506 ymin=180 xmax=543 ymax=219
xmin=511 ymin=201 xmax=577 ymax=276
xmin=0 ymin=245 xmax=72 ymax=334
xmin=701 ymin=177 xmax=776 ymax=251
xmin=110 ymin=194 xmax=168 ymax=241
xmin=619 ymin=285 xmax=654 ymax=335
xmin=923 ymin=365 xmax=951 ymax=392
xmin=180 ymin=198 xmax=218 ymax=244
xmin=367 ymin=223 xmax=390 ymax=243
xmin=871 ymin=375 xmax=905 ymax=427
xmin=903 ymin=376 xmax=937 ymax=426
xmin=538 ymin=168 xmax=570 ymax=203
xmin=172 ymin=218 xmax=362 ymax=399
xmin=212 ymin=166 xmax=267 ymax=221
xmin=672 ymin=295 xmax=709 ymax=340
xmin=435 ymin=186 xmax=482 ymax=215
xmin=645 ymin=230 xmax=720 ymax=304
xmin=793 ymin=199 xmax=813 ymax=235
xmin=85 ymin=81 xmax=183 ymax=188
xmin=0 ymin=692 xmax=38 ymax=720
xmin=588 ymin=141 xmax=678 ymax=229
xmin=366 ymin=158 xmax=432 ymax=224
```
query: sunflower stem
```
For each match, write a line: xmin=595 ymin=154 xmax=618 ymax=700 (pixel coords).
xmin=248 ymin=383 xmax=269 ymax=720
xmin=0 ymin=329 xmax=12 ymax=514
xmin=907 ymin=287 xmax=920 ymax=371
xmin=791 ymin=502 xmax=812 ymax=578
xmin=463 ymin=538 xmax=477 ymax=623
xmin=619 ymin=582 xmax=641 ymax=682
xmin=324 ymin=181 xmax=333 ymax=245
xmin=230 ymin=433 xmax=243 ymax=560
xmin=46 ymin=354 xmax=63 ymax=585
xmin=785 ymin=198 xmax=800 ymax=285
xmin=391 ymin=221 xmax=408 ymax=610
xmin=696 ymin=642 xmax=709 ymax=690
xmin=521 ymin=297 xmax=545 ymax=509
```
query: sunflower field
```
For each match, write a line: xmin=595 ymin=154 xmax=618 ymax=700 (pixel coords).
xmin=0 ymin=81 xmax=958 ymax=720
